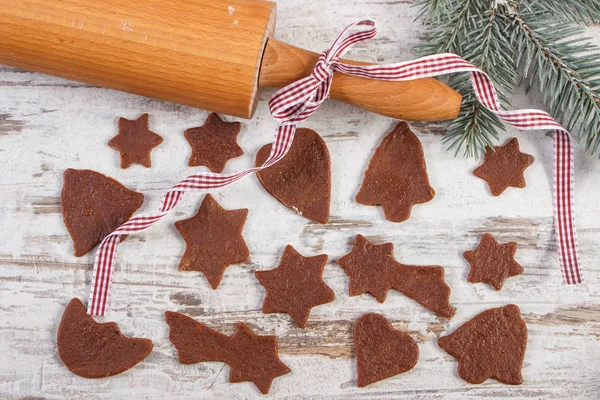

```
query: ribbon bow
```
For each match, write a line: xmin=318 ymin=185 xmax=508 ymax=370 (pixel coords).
xmin=87 ymin=20 xmax=581 ymax=317
xmin=269 ymin=20 xmax=377 ymax=124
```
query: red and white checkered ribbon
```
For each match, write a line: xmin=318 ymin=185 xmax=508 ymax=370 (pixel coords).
xmin=87 ymin=20 xmax=582 ymax=316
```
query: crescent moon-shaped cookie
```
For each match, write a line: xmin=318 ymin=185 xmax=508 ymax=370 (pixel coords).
xmin=57 ymin=298 xmax=153 ymax=378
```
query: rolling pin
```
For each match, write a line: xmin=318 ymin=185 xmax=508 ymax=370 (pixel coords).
xmin=0 ymin=0 xmax=461 ymax=121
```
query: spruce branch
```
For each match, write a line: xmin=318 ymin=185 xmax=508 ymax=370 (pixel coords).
xmin=416 ymin=0 xmax=600 ymax=158
xmin=415 ymin=0 xmax=482 ymax=55
xmin=517 ymin=0 xmax=600 ymax=24
xmin=417 ymin=2 xmax=518 ymax=158
xmin=512 ymin=10 xmax=600 ymax=152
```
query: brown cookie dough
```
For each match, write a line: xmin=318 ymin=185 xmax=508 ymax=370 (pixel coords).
xmin=473 ymin=137 xmax=535 ymax=196
xmin=354 ymin=313 xmax=418 ymax=387
xmin=61 ymin=169 xmax=144 ymax=257
xmin=165 ymin=311 xmax=232 ymax=364
xmin=438 ymin=304 xmax=527 ymax=385
xmin=255 ymin=128 xmax=331 ymax=224
xmin=463 ymin=233 xmax=524 ymax=290
xmin=337 ymin=234 xmax=398 ymax=303
xmin=356 ymin=122 xmax=434 ymax=222
xmin=57 ymin=298 xmax=153 ymax=378
xmin=174 ymin=194 xmax=249 ymax=289
xmin=184 ymin=113 xmax=243 ymax=173
xmin=393 ymin=263 xmax=456 ymax=318
xmin=338 ymin=235 xmax=455 ymax=318
xmin=255 ymin=245 xmax=335 ymax=328
xmin=227 ymin=323 xmax=292 ymax=394
xmin=108 ymin=113 xmax=163 ymax=168
xmin=165 ymin=312 xmax=291 ymax=394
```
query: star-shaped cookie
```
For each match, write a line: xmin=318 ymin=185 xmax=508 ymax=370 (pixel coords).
xmin=463 ymin=233 xmax=524 ymax=290
xmin=255 ymin=245 xmax=335 ymax=328
xmin=227 ymin=323 xmax=292 ymax=394
xmin=174 ymin=194 xmax=249 ymax=289
xmin=337 ymin=234 xmax=398 ymax=303
xmin=108 ymin=114 xmax=163 ymax=168
xmin=473 ymin=138 xmax=535 ymax=196
xmin=184 ymin=113 xmax=244 ymax=172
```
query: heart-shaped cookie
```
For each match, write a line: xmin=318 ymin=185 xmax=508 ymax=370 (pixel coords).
xmin=255 ymin=128 xmax=331 ymax=224
xmin=354 ymin=313 xmax=419 ymax=387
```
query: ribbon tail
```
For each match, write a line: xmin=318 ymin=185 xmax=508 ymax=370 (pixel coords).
xmin=87 ymin=235 xmax=120 ymax=316
xmin=553 ymin=131 xmax=583 ymax=284
xmin=85 ymin=125 xmax=297 ymax=316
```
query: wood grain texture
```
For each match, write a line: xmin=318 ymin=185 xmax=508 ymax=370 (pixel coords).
xmin=0 ymin=0 xmax=599 ymax=399
xmin=0 ymin=0 xmax=276 ymax=118
xmin=260 ymin=38 xmax=462 ymax=121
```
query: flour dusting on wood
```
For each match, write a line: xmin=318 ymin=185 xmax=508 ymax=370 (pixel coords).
xmin=0 ymin=0 xmax=599 ymax=399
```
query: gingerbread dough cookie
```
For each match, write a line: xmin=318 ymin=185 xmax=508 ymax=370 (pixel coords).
xmin=337 ymin=234 xmax=398 ymax=303
xmin=338 ymin=235 xmax=455 ymax=317
xmin=165 ymin=311 xmax=233 ymax=364
xmin=58 ymin=298 xmax=152 ymax=378
xmin=473 ymin=138 xmax=535 ymax=196
xmin=354 ymin=313 xmax=418 ymax=387
xmin=108 ymin=113 xmax=163 ymax=168
xmin=174 ymin=194 xmax=249 ymax=289
xmin=184 ymin=113 xmax=243 ymax=172
xmin=165 ymin=312 xmax=290 ymax=394
xmin=255 ymin=128 xmax=331 ymax=224
xmin=356 ymin=122 xmax=434 ymax=222
xmin=227 ymin=323 xmax=291 ymax=394
xmin=61 ymin=169 xmax=144 ymax=257
xmin=393 ymin=263 xmax=456 ymax=318
xmin=255 ymin=245 xmax=335 ymax=328
xmin=438 ymin=304 xmax=527 ymax=385
xmin=463 ymin=233 xmax=524 ymax=290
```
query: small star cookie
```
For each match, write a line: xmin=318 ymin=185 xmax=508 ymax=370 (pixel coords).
xmin=184 ymin=113 xmax=243 ymax=172
xmin=108 ymin=114 xmax=163 ymax=168
xmin=464 ymin=233 xmax=524 ymax=290
xmin=473 ymin=138 xmax=535 ymax=196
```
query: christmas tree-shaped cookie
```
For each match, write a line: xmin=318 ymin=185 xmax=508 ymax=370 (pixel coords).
xmin=356 ymin=122 xmax=434 ymax=222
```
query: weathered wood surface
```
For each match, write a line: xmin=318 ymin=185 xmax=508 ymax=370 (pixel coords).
xmin=1 ymin=1 xmax=599 ymax=399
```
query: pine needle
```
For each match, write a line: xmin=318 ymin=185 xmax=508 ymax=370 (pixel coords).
xmin=415 ymin=0 xmax=600 ymax=158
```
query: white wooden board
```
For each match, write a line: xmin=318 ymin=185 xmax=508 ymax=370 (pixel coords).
xmin=1 ymin=1 xmax=599 ymax=399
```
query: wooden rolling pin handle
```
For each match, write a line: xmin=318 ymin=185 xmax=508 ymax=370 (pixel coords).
xmin=259 ymin=38 xmax=462 ymax=121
